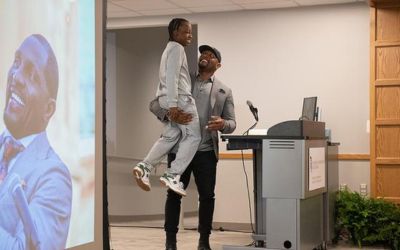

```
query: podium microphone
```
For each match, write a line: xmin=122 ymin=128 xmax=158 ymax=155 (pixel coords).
xmin=246 ymin=100 xmax=259 ymax=121
xmin=243 ymin=100 xmax=259 ymax=135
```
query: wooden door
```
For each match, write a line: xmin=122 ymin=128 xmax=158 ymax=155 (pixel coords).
xmin=370 ymin=1 xmax=400 ymax=204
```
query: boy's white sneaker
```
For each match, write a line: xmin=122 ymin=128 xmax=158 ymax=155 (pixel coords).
xmin=160 ymin=173 xmax=186 ymax=197
xmin=133 ymin=162 xmax=151 ymax=191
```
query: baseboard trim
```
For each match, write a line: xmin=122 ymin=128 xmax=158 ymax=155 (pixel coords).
xmin=219 ymin=152 xmax=370 ymax=161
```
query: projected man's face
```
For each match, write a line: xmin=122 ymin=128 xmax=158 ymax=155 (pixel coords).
xmin=4 ymin=36 xmax=56 ymax=139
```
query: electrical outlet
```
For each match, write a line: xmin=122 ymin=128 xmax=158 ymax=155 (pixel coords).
xmin=360 ymin=183 xmax=368 ymax=196
xmin=340 ymin=183 xmax=347 ymax=191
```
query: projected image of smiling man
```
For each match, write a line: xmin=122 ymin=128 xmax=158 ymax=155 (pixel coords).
xmin=0 ymin=34 xmax=72 ymax=249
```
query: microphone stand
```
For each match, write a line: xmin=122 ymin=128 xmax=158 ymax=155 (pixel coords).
xmin=243 ymin=101 xmax=259 ymax=135
xmin=243 ymin=121 xmax=258 ymax=135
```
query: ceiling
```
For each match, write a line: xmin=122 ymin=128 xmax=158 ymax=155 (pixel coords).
xmin=107 ymin=0 xmax=367 ymax=18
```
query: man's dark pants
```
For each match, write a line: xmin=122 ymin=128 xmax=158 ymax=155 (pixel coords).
xmin=164 ymin=150 xmax=217 ymax=242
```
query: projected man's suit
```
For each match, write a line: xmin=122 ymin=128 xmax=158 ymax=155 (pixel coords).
xmin=0 ymin=34 xmax=72 ymax=250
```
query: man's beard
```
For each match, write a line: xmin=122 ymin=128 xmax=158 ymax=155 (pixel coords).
xmin=198 ymin=61 xmax=212 ymax=72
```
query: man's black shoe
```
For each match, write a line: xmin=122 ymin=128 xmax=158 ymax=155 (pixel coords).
xmin=165 ymin=242 xmax=177 ymax=250
xmin=197 ymin=241 xmax=212 ymax=250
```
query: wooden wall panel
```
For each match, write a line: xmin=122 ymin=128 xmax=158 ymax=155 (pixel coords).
xmin=376 ymin=86 xmax=400 ymax=119
xmin=376 ymin=126 xmax=400 ymax=158
xmin=370 ymin=0 xmax=400 ymax=8
xmin=376 ymin=165 xmax=400 ymax=198
xmin=376 ymin=46 xmax=400 ymax=80
xmin=371 ymin=6 xmax=400 ymax=203
xmin=376 ymin=8 xmax=400 ymax=41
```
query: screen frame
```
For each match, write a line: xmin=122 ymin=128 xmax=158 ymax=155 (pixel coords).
xmin=68 ymin=0 xmax=108 ymax=249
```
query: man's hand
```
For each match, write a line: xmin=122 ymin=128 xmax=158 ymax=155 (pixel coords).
xmin=206 ymin=116 xmax=225 ymax=131
xmin=168 ymin=107 xmax=193 ymax=125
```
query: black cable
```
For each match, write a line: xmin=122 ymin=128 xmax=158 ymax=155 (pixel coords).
xmin=246 ymin=241 xmax=256 ymax=247
xmin=110 ymin=224 xmax=197 ymax=231
xmin=216 ymin=226 xmax=252 ymax=234
xmin=110 ymin=224 xmax=164 ymax=229
xmin=241 ymin=149 xmax=255 ymax=234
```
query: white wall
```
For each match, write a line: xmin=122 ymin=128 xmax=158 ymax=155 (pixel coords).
xmin=197 ymin=5 xmax=370 ymax=155
xmin=108 ymin=3 xmax=370 ymax=153
xmin=214 ymin=159 xmax=255 ymax=224
xmin=107 ymin=2 xmax=370 ymax=223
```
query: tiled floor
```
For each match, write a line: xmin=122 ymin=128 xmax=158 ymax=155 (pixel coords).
xmin=109 ymin=217 xmax=389 ymax=250
xmin=110 ymin=226 xmax=253 ymax=250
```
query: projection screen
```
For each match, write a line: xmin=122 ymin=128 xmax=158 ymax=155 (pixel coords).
xmin=0 ymin=1 xmax=105 ymax=249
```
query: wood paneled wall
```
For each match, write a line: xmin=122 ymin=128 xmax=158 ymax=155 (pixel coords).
xmin=370 ymin=3 xmax=400 ymax=204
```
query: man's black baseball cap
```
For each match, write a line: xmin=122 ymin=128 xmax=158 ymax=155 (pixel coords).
xmin=199 ymin=45 xmax=221 ymax=63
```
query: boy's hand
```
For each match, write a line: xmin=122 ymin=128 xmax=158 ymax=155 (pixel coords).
xmin=168 ymin=107 xmax=193 ymax=125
